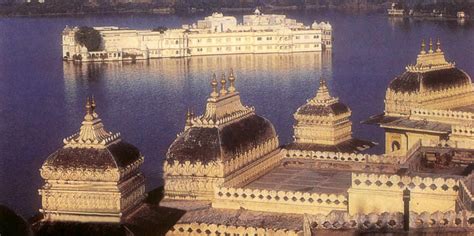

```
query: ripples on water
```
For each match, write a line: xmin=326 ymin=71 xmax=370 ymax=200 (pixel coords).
xmin=0 ymin=12 xmax=473 ymax=217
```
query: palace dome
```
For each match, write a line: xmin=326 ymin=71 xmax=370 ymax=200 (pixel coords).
xmin=167 ymin=114 xmax=276 ymax=165
xmin=384 ymin=39 xmax=474 ymax=116
xmin=166 ymin=72 xmax=277 ymax=165
xmin=388 ymin=39 xmax=472 ymax=94
xmin=295 ymin=100 xmax=349 ymax=117
xmin=294 ymin=79 xmax=349 ymax=118
xmin=164 ymin=71 xmax=280 ymax=200
xmin=43 ymin=142 xmax=141 ymax=170
xmin=40 ymin=98 xmax=144 ymax=180
xmin=388 ymin=67 xmax=471 ymax=94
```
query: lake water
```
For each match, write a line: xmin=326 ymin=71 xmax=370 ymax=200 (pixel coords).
xmin=0 ymin=12 xmax=473 ymax=218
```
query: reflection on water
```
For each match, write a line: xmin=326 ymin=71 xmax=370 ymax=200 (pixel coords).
xmin=62 ymin=52 xmax=332 ymax=125
xmin=63 ymin=52 xmax=331 ymax=82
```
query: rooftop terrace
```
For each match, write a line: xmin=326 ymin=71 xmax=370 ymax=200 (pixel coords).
xmin=244 ymin=166 xmax=352 ymax=194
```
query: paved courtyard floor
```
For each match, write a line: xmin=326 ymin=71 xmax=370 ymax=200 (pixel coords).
xmin=244 ymin=166 xmax=352 ymax=194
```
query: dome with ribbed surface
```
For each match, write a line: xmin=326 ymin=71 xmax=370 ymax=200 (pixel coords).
xmin=388 ymin=68 xmax=471 ymax=94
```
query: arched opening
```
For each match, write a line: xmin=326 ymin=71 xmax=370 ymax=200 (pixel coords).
xmin=391 ymin=141 xmax=401 ymax=152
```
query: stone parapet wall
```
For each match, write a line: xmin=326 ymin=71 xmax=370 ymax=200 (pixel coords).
xmin=212 ymin=187 xmax=347 ymax=215
xmin=351 ymin=173 xmax=459 ymax=195
xmin=283 ymin=149 xmax=402 ymax=165
xmin=452 ymin=125 xmax=474 ymax=137
xmin=348 ymin=173 xmax=459 ymax=214
xmin=411 ymin=108 xmax=474 ymax=125
xmin=166 ymin=223 xmax=302 ymax=236
xmin=304 ymin=210 xmax=473 ymax=232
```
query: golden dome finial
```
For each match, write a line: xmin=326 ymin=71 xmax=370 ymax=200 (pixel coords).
xmin=228 ymin=68 xmax=236 ymax=93
xmin=220 ymin=73 xmax=228 ymax=95
xmin=90 ymin=95 xmax=98 ymax=117
xmin=91 ymin=95 xmax=96 ymax=110
xmin=185 ymin=107 xmax=193 ymax=128
xmin=320 ymin=78 xmax=327 ymax=87
xmin=420 ymin=39 xmax=426 ymax=54
xmin=428 ymin=38 xmax=434 ymax=53
xmin=210 ymin=73 xmax=219 ymax=98
xmin=436 ymin=38 xmax=441 ymax=52
xmin=84 ymin=97 xmax=94 ymax=121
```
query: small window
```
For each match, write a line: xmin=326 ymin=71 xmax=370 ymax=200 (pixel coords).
xmin=391 ymin=141 xmax=401 ymax=152
xmin=257 ymin=37 xmax=262 ymax=41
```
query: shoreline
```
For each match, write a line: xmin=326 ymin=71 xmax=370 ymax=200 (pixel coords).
xmin=1 ymin=10 xmax=473 ymax=23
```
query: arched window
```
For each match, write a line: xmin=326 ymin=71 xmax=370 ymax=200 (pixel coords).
xmin=391 ymin=141 xmax=401 ymax=152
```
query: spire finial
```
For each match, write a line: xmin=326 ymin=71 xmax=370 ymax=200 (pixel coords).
xmin=90 ymin=95 xmax=98 ymax=117
xmin=428 ymin=38 xmax=433 ymax=53
xmin=84 ymin=97 xmax=94 ymax=121
xmin=220 ymin=73 xmax=228 ymax=95
xmin=185 ymin=108 xmax=193 ymax=130
xmin=436 ymin=38 xmax=441 ymax=52
xmin=210 ymin=73 xmax=219 ymax=98
xmin=420 ymin=39 xmax=426 ymax=54
xmin=85 ymin=97 xmax=92 ymax=113
xmin=313 ymin=78 xmax=335 ymax=104
xmin=320 ymin=78 xmax=327 ymax=87
xmin=228 ymin=68 xmax=236 ymax=93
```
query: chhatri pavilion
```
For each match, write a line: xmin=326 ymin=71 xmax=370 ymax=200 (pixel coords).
xmin=37 ymin=98 xmax=146 ymax=223
xmin=32 ymin=39 xmax=473 ymax=235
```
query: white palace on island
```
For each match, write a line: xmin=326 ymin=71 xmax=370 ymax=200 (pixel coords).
xmin=62 ymin=9 xmax=332 ymax=62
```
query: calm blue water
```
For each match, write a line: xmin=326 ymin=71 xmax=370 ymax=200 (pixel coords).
xmin=0 ymin=12 xmax=473 ymax=218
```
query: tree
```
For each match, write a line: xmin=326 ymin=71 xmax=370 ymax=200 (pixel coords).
xmin=152 ymin=26 xmax=168 ymax=33
xmin=75 ymin=26 xmax=102 ymax=51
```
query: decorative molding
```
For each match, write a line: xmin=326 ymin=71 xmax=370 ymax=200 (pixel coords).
xmin=164 ymin=176 xmax=224 ymax=200
xmin=164 ymin=160 xmax=225 ymax=178
xmin=223 ymin=137 xmax=279 ymax=175
xmin=40 ymin=156 xmax=144 ymax=182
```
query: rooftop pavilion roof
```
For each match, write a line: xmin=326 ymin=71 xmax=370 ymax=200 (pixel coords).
xmin=452 ymin=104 xmax=474 ymax=113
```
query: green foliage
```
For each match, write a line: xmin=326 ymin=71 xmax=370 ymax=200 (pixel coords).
xmin=74 ymin=26 xmax=101 ymax=52
xmin=152 ymin=26 xmax=168 ymax=33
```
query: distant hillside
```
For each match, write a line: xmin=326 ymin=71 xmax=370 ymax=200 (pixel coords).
xmin=1 ymin=0 xmax=473 ymax=16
